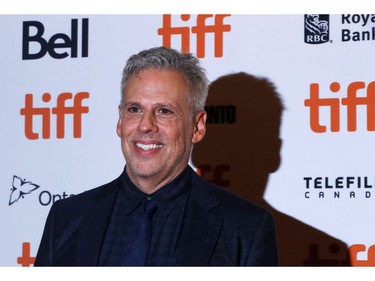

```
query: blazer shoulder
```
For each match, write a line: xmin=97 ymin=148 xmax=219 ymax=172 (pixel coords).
xmin=52 ymin=175 xmax=121 ymax=215
xmin=190 ymin=168 xmax=273 ymax=219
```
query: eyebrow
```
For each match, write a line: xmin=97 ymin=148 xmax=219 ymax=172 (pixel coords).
xmin=125 ymin=101 xmax=177 ymax=109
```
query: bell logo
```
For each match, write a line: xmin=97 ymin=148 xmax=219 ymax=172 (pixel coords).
xmin=158 ymin=14 xmax=231 ymax=58
xmin=20 ymin=92 xmax=90 ymax=140
xmin=304 ymin=81 xmax=375 ymax=133
xmin=22 ymin=18 xmax=89 ymax=60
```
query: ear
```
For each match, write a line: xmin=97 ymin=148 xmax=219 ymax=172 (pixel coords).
xmin=116 ymin=106 xmax=123 ymax=138
xmin=192 ymin=111 xmax=207 ymax=144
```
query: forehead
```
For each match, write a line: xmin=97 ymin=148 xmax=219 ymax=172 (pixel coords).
xmin=124 ymin=69 xmax=190 ymax=102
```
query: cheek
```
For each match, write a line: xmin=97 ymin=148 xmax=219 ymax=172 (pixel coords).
xmin=118 ymin=117 xmax=138 ymax=137
xmin=174 ymin=124 xmax=194 ymax=145
xmin=162 ymin=124 xmax=183 ymax=145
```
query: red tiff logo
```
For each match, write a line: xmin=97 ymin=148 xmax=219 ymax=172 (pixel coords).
xmin=17 ymin=242 xmax=35 ymax=267
xmin=349 ymin=244 xmax=375 ymax=266
xmin=20 ymin=92 xmax=89 ymax=140
xmin=304 ymin=81 xmax=375 ymax=133
xmin=158 ymin=14 xmax=231 ymax=58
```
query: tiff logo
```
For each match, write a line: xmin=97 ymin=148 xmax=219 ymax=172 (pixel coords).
xmin=20 ymin=92 xmax=89 ymax=140
xmin=304 ymin=81 xmax=375 ymax=133
xmin=17 ymin=242 xmax=35 ymax=267
xmin=158 ymin=14 xmax=231 ymax=58
xmin=349 ymin=244 xmax=375 ymax=266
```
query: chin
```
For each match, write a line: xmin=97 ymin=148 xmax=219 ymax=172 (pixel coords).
xmin=130 ymin=164 xmax=162 ymax=179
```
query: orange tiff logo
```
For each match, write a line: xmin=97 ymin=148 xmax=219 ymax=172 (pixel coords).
xmin=20 ymin=92 xmax=89 ymax=140
xmin=304 ymin=81 xmax=375 ymax=133
xmin=17 ymin=242 xmax=35 ymax=267
xmin=158 ymin=14 xmax=231 ymax=58
xmin=15 ymin=241 xmax=375 ymax=266
xmin=349 ymin=244 xmax=375 ymax=266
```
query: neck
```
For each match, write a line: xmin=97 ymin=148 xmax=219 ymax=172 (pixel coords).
xmin=126 ymin=166 xmax=187 ymax=194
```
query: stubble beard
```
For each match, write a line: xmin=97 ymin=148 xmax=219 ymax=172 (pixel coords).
xmin=125 ymin=148 xmax=188 ymax=187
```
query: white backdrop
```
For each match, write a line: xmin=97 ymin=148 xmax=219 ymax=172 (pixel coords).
xmin=1 ymin=14 xmax=374 ymax=266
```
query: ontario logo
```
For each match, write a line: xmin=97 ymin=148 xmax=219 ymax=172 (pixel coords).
xmin=9 ymin=175 xmax=75 ymax=206
xmin=9 ymin=175 xmax=40 ymax=206
xmin=304 ymin=14 xmax=330 ymax=44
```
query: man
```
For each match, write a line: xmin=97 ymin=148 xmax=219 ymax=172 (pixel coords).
xmin=34 ymin=46 xmax=279 ymax=266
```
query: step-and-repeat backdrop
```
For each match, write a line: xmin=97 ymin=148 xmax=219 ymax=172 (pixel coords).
xmin=1 ymin=14 xmax=374 ymax=266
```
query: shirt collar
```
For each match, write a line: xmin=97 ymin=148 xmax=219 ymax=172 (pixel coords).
xmin=119 ymin=166 xmax=191 ymax=216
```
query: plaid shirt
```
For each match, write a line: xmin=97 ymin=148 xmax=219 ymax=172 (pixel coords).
xmin=99 ymin=166 xmax=191 ymax=266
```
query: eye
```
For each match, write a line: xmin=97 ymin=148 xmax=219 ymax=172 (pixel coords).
xmin=127 ymin=106 xmax=141 ymax=114
xmin=158 ymin=108 xmax=173 ymax=115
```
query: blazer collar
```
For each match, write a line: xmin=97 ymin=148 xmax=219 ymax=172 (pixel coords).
xmin=176 ymin=168 xmax=224 ymax=266
xmin=76 ymin=175 xmax=121 ymax=266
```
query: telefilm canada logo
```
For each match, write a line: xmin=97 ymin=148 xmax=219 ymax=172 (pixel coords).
xmin=304 ymin=14 xmax=330 ymax=44
xmin=9 ymin=175 xmax=75 ymax=206
xmin=303 ymin=176 xmax=374 ymax=200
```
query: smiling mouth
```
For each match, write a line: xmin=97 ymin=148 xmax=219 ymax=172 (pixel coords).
xmin=135 ymin=143 xmax=164 ymax=151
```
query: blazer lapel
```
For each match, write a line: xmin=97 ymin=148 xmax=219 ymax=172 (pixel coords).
xmin=76 ymin=177 xmax=120 ymax=266
xmin=176 ymin=170 xmax=223 ymax=266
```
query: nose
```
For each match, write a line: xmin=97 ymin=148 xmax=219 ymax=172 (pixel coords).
xmin=138 ymin=111 xmax=158 ymax=133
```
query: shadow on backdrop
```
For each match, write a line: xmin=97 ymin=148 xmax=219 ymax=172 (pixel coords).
xmin=191 ymin=72 xmax=350 ymax=266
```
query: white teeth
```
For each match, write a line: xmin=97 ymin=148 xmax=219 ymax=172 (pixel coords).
xmin=136 ymin=143 xmax=163 ymax=151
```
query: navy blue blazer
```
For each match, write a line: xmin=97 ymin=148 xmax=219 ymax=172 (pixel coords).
xmin=34 ymin=167 xmax=279 ymax=266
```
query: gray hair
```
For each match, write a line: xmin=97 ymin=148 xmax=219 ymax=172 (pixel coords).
xmin=120 ymin=46 xmax=209 ymax=117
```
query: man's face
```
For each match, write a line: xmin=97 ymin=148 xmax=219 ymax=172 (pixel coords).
xmin=117 ymin=69 xmax=206 ymax=190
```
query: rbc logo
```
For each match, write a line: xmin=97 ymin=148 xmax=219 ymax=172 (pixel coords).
xmin=304 ymin=14 xmax=330 ymax=44
xmin=22 ymin=18 xmax=89 ymax=60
